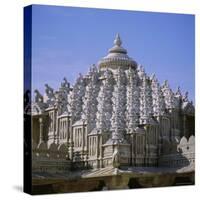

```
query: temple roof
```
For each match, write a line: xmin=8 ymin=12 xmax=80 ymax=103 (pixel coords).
xmin=98 ymin=33 xmax=137 ymax=70
xmin=108 ymin=33 xmax=127 ymax=54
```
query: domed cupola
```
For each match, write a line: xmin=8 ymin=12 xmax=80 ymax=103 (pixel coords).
xmin=98 ymin=33 xmax=137 ymax=70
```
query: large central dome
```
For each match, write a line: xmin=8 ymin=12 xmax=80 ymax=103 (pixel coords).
xmin=98 ymin=34 xmax=137 ymax=70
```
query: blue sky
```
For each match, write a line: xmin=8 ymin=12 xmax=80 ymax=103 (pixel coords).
xmin=31 ymin=5 xmax=195 ymax=102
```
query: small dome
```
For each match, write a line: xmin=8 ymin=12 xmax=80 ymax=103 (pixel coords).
xmin=98 ymin=33 xmax=137 ymax=70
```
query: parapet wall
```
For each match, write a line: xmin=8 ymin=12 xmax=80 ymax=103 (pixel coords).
xmin=158 ymin=135 xmax=195 ymax=168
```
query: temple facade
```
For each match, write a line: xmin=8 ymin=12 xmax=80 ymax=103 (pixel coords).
xmin=30 ymin=34 xmax=195 ymax=191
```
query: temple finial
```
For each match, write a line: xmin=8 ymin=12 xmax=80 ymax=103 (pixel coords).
xmin=151 ymin=73 xmax=156 ymax=80
xmin=114 ymin=33 xmax=122 ymax=46
xmin=163 ymin=80 xmax=168 ymax=87
xmin=175 ymin=86 xmax=181 ymax=96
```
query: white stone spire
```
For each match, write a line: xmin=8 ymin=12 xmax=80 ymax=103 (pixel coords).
xmin=161 ymin=80 xmax=175 ymax=110
xmin=151 ymin=74 xmax=165 ymax=116
xmin=96 ymin=68 xmax=114 ymax=132
xmin=111 ymin=68 xmax=127 ymax=142
xmin=70 ymin=73 xmax=86 ymax=122
xmin=140 ymin=75 xmax=153 ymax=124
xmin=114 ymin=33 xmax=122 ymax=46
xmin=126 ymin=67 xmax=140 ymax=131
xmin=82 ymin=65 xmax=100 ymax=133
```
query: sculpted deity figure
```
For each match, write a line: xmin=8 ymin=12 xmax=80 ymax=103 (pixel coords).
xmin=61 ymin=77 xmax=70 ymax=88
xmin=183 ymin=91 xmax=189 ymax=102
xmin=163 ymin=80 xmax=169 ymax=88
xmin=34 ymin=89 xmax=43 ymax=103
xmin=175 ymin=86 xmax=182 ymax=96
xmin=44 ymin=84 xmax=54 ymax=96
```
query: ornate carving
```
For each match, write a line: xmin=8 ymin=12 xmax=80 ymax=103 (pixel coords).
xmin=151 ymin=74 xmax=165 ymax=116
xmin=139 ymin=75 xmax=153 ymax=124
xmin=70 ymin=73 xmax=86 ymax=122
xmin=82 ymin=65 xmax=100 ymax=133
xmin=161 ymin=80 xmax=175 ymax=110
xmin=111 ymin=68 xmax=127 ymax=142
xmin=126 ymin=67 xmax=140 ymax=131
xmin=96 ymin=68 xmax=114 ymax=132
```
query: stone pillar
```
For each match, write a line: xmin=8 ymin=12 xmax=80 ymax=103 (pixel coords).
xmin=131 ymin=133 xmax=135 ymax=166
xmin=84 ymin=124 xmax=89 ymax=168
xmin=99 ymin=134 xmax=103 ymax=168
xmin=39 ymin=117 xmax=44 ymax=143
xmin=96 ymin=135 xmax=99 ymax=168
xmin=81 ymin=125 xmax=85 ymax=161
xmin=144 ymin=125 xmax=149 ymax=166
xmin=68 ymin=138 xmax=74 ymax=160
xmin=55 ymin=110 xmax=59 ymax=144
xmin=67 ymin=116 xmax=70 ymax=143
xmin=53 ymin=108 xmax=57 ymax=143
xmin=69 ymin=118 xmax=73 ymax=146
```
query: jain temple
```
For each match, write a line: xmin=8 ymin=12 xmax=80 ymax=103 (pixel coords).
xmin=28 ymin=34 xmax=195 ymax=193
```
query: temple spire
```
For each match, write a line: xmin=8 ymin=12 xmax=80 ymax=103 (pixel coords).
xmin=114 ymin=33 xmax=122 ymax=46
xmin=98 ymin=33 xmax=137 ymax=69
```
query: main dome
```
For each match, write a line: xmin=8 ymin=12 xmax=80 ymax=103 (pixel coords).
xmin=98 ymin=34 xmax=137 ymax=70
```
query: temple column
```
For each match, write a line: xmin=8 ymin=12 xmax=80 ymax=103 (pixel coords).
xmin=81 ymin=125 xmax=85 ymax=161
xmin=130 ymin=133 xmax=134 ymax=166
xmin=56 ymin=113 xmax=59 ymax=144
xmin=53 ymin=108 xmax=57 ymax=143
xmin=99 ymin=134 xmax=103 ymax=168
xmin=67 ymin=116 xmax=70 ymax=143
xmin=39 ymin=117 xmax=44 ymax=143
xmin=68 ymin=138 xmax=74 ymax=161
